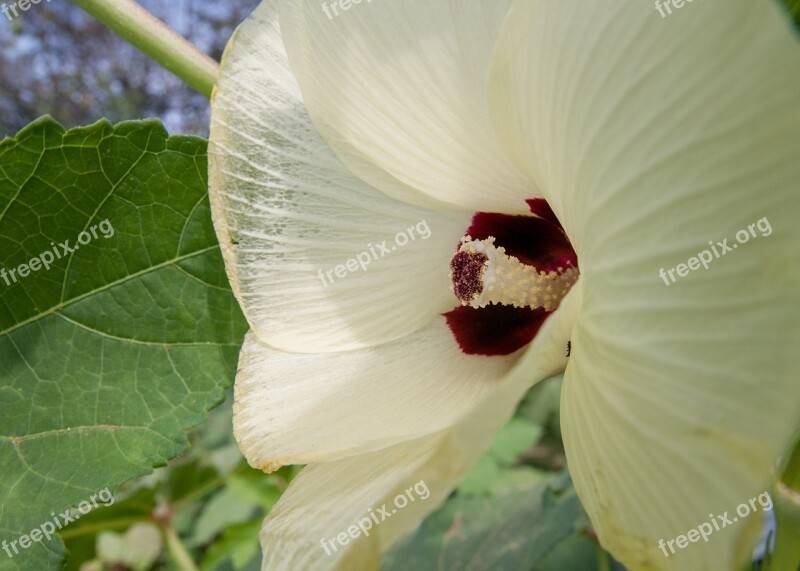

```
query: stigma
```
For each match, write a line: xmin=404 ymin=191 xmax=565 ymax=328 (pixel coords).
xmin=450 ymin=236 xmax=578 ymax=312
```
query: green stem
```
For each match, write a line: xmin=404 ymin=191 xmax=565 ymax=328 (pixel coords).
xmin=164 ymin=525 xmax=200 ymax=571
xmin=57 ymin=516 xmax=145 ymax=540
xmin=70 ymin=0 xmax=218 ymax=98
xmin=596 ymin=543 xmax=613 ymax=571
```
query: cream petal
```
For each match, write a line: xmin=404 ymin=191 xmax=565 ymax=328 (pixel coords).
xmin=489 ymin=1 xmax=800 ymax=569
xmin=255 ymin=288 xmax=581 ymax=570
xmin=275 ymin=0 xmax=535 ymax=213
xmin=209 ymin=1 xmax=473 ymax=352
xmin=233 ymin=320 xmax=515 ymax=472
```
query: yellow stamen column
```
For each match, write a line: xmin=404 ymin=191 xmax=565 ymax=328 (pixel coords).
xmin=452 ymin=236 xmax=578 ymax=311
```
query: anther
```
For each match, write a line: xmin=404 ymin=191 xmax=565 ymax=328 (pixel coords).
xmin=449 ymin=236 xmax=578 ymax=311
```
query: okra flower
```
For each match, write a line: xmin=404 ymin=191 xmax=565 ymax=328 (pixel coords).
xmin=208 ymin=1 xmax=800 ymax=570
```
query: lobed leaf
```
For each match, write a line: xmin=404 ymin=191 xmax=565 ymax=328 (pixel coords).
xmin=0 ymin=117 xmax=247 ymax=570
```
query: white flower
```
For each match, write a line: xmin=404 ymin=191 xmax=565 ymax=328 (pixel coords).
xmin=208 ymin=1 xmax=800 ymax=570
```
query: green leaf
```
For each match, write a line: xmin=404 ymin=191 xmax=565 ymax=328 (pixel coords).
xmin=457 ymin=455 xmax=505 ymax=496
xmin=490 ymin=418 xmax=543 ymax=465
xmin=0 ymin=117 xmax=247 ymax=571
xmin=226 ymin=468 xmax=295 ymax=512
xmin=200 ymin=519 xmax=262 ymax=571
xmin=191 ymin=488 xmax=258 ymax=546
xmin=163 ymin=459 xmax=222 ymax=508
xmin=517 ymin=375 xmax=562 ymax=434
xmin=382 ymin=472 xmax=590 ymax=571
xmin=458 ymin=415 xmax=544 ymax=496
xmin=488 ymin=467 xmax=548 ymax=496
xmin=535 ymin=534 xmax=599 ymax=571
xmin=784 ymin=0 xmax=800 ymax=26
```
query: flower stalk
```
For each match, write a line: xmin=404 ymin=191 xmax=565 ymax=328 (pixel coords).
xmin=70 ymin=0 xmax=218 ymax=98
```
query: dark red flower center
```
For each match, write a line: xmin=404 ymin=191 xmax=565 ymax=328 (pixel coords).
xmin=444 ymin=198 xmax=578 ymax=356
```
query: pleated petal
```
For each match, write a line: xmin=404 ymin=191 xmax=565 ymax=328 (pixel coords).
xmin=233 ymin=320 xmax=515 ymax=472
xmin=275 ymin=0 xmax=535 ymax=213
xmin=255 ymin=288 xmax=581 ymax=570
xmin=489 ymin=1 xmax=800 ymax=569
xmin=209 ymin=1 xmax=472 ymax=352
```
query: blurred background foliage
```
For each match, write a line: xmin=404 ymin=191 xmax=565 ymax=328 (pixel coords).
xmin=59 ymin=376 xmax=599 ymax=571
